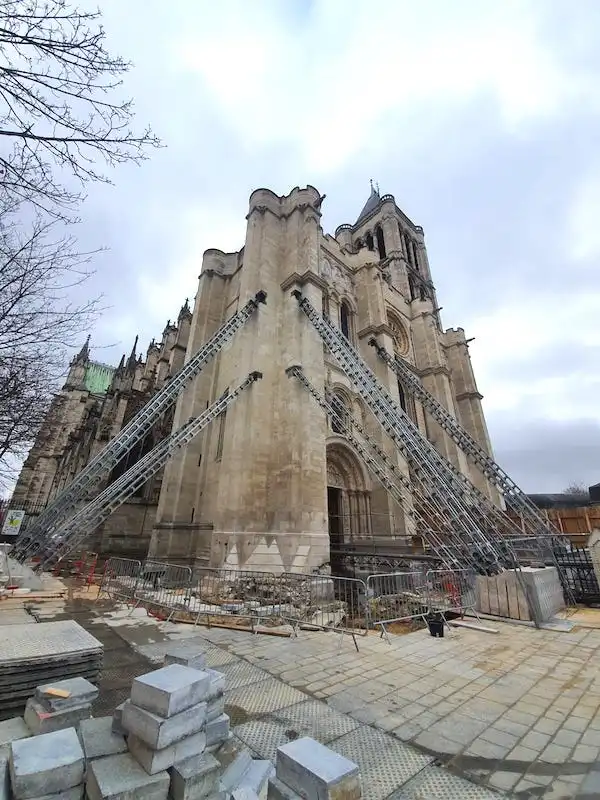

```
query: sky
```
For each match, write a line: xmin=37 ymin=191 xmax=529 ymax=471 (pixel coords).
xmin=73 ymin=0 xmax=600 ymax=494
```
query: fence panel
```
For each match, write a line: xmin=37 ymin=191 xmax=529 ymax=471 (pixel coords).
xmin=280 ymin=572 xmax=369 ymax=642
xmin=97 ymin=557 xmax=142 ymax=603
xmin=366 ymin=570 xmax=429 ymax=640
xmin=425 ymin=568 xmax=477 ymax=618
xmin=131 ymin=561 xmax=193 ymax=618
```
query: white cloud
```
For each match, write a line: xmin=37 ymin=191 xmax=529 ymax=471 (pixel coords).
xmin=136 ymin=204 xmax=244 ymax=322
xmin=171 ymin=0 xmax=597 ymax=173
xmin=567 ymin=167 xmax=600 ymax=262
xmin=468 ymin=291 xmax=600 ymax=419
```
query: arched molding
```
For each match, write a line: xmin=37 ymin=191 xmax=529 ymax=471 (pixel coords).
xmin=326 ymin=441 xmax=371 ymax=492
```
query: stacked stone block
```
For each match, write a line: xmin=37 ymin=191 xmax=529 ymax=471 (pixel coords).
xmin=267 ymin=738 xmax=362 ymax=799
xmin=9 ymin=727 xmax=85 ymax=800
xmin=23 ymin=678 xmax=98 ymax=736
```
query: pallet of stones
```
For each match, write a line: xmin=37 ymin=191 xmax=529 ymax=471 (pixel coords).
xmin=0 ymin=621 xmax=103 ymax=720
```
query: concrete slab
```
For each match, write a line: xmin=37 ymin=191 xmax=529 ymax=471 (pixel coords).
xmin=169 ymin=752 xmax=220 ymax=800
xmin=128 ymin=730 xmax=207 ymax=775
xmin=0 ymin=716 xmax=30 ymax=752
xmin=79 ymin=717 xmax=127 ymax=760
xmin=275 ymin=738 xmax=360 ymax=800
xmin=0 ymin=755 xmax=8 ymax=800
xmin=35 ymin=678 xmax=98 ymax=712
xmin=219 ymin=750 xmax=252 ymax=794
xmin=130 ymin=665 xmax=211 ymax=718
xmin=122 ymin=699 xmax=207 ymax=750
xmin=24 ymin=698 xmax=91 ymax=736
xmin=163 ymin=642 xmax=206 ymax=670
xmin=266 ymin=776 xmax=301 ymax=800
xmin=205 ymin=670 xmax=225 ymax=701
xmin=111 ymin=702 xmax=126 ymax=736
xmin=27 ymin=785 xmax=83 ymax=799
xmin=86 ymin=752 xmax=169 ymax=800
xmin=10 ymin=727 xmax=84 ymax=799
xmin=206 ymin=715 xmax=229 ymax=747
xmin=207 ymin=696 xmax=225 ymax=723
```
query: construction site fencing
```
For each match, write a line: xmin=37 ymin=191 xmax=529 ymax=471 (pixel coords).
xmin=425 ymin=568 xmax=478 ymax=618
xmin=97 ymin=557 xmax=142 ymax=603
xmin=366 ymin=570 xmax=429 ymax=638
xmin=131 ymin=561 xmax=193 ymax=620
xmin=280 ymin=572 xmax=368 ymax=643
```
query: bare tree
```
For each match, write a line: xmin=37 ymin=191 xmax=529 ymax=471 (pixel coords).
xmin=0 ymin=1 xmax=159 ymax=489
xmin=0 ymin=0 xmax=160 ymax=216
xmin=0 ymin=202 xmax=100 ymax=488
xmin=563 ymin=483 xmax=589 ymax=500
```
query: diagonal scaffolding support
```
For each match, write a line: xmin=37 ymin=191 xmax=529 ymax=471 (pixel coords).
xmin=32 ymin=372 xmax=263 ymax=571
xmin=13 ymin=291 xmax=267 ymax=562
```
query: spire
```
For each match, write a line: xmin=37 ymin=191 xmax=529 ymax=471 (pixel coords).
xmin=126 ymin=335 xmax=138 ymax=372
xmin=116 ymin=354 xmax=125 ymax=374
xmin=75 ymin=335 xmax=91 ymax=363
xmin=178 ymin=297 xmax=191 ymax=320
xmin=355 ymin=180 xmax=381 ymax=225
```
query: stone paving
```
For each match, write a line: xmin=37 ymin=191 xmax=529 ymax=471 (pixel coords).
xmin=85 ymin=607 xmax=600 ymax=799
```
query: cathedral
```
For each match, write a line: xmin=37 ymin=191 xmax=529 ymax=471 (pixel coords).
xmin=12 ymin=184 xmax=499 ymax=573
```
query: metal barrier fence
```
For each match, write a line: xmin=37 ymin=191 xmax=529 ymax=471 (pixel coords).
xmin=131 ymin=561 xmax=193 ymax=620
xmin=96 ymin=557 xmax=480 ymax=650
xmin=425 ymin=568 xmax=477 ymax=618
xmin=97 ymin=557 xmax=142 ymax=603
xmin=366 ymin=570 xmax=429 ymax=641
xmin=281 ymin=572 xmax=368 ymax=649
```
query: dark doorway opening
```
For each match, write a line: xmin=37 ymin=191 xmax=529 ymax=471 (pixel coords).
xmin=327 ymin=486 xmax=343 ymax=575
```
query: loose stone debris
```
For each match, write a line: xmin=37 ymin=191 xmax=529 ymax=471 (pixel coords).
xmin=0 ymin=641 xmax=362 ymax=800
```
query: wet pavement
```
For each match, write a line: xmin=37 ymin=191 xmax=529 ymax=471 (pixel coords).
xmin=12 ymin=595 xmax=600 ymax=799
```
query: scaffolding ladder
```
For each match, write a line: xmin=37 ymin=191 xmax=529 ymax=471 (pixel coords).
xmin=14 ymin=291 xmax=267 ymax=561
xmin=370 ymin=339 xmax=562 ymax=540
xmin=33 ymin=372 xmax=262 ymax=570
xmin=292 ymin=290 xmax=533 ymax=575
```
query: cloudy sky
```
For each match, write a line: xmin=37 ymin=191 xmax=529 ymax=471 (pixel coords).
xmin=76 ymin=0 xmax=600 ymax=493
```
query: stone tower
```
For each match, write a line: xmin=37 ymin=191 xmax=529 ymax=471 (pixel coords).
xmin=149 ymin=184 xmax=498 ymax=572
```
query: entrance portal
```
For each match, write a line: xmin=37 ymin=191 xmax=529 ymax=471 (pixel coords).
xmin=326 ymin=442 xmax=371 ymax=575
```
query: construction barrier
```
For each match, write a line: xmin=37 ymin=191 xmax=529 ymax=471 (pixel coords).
xmin=131 ymin=561 xmax=193 ymax=620
xmin=425 ymin=568 xmax=478 ymax=620
xmin=366 ymin=570 xmax=429 ymax=642
xmin=281 ymin=572 xmax=369 ymax=649
xmin=96 ymin=557 xmax=142 ymax=603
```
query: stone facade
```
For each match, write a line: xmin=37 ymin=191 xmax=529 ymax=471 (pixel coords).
xmin=12 ymin=304 xmax=193 ymax=560
xmin=13 ymin=184 xmax=499 ymax=571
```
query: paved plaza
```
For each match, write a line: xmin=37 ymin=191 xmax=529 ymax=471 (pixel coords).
xmin=71 ymin=604 xmax=598 ymax=800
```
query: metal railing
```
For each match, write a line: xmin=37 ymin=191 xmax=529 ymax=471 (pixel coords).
xmin=366 ymin=570 xmax=429 ymax=641
xmin=130 ymin=561 xmax=193 ymax=620
xmin=97 ymin=557 xmax=142 ymax=603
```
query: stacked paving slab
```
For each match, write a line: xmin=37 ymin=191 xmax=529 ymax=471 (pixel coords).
xmin=0 ymin=622 xmax=103 ymax=721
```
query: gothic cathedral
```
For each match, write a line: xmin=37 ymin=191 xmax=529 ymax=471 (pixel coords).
xmin=12 ymin=185 xmax=498 ymax=573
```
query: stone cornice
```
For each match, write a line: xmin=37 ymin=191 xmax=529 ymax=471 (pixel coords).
xmin=280 ymin=271 xmax=327 ymax=293
xmin=419 ymin=365 xmax=452 ymax=380
xmin=247 ymin=201 xmax=322 ymax=224
xmin=455 ymin=390 xmax=484 ymax=402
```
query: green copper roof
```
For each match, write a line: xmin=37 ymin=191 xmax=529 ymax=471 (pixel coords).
xmin=84 ymin=361 xmax=115 ymax=395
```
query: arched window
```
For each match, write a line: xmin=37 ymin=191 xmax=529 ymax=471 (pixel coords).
xmin=397 ymin=380 xmax=407 ymax=413
xmin=331 ymin=393 xmax=350 ymax=435
xmin=404 ymin=233 xmax=414 ymax=267
xmin=322 ymin=292 xmax=330 ymax=319
xmin=340 ymin=301 xmax=351 ymax=340
xmin=375 ymin=226 xmax=386 ymax=259
xmin=365 ymin=232 xmax=374 ymax=251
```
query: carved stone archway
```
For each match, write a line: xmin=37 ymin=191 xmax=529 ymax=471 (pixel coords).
xmin=326 ymin=442 xmax=372 ymax=567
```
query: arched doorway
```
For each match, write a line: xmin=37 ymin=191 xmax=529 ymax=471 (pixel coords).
xmin=326 ymin=442 xmax=371 ymax=574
